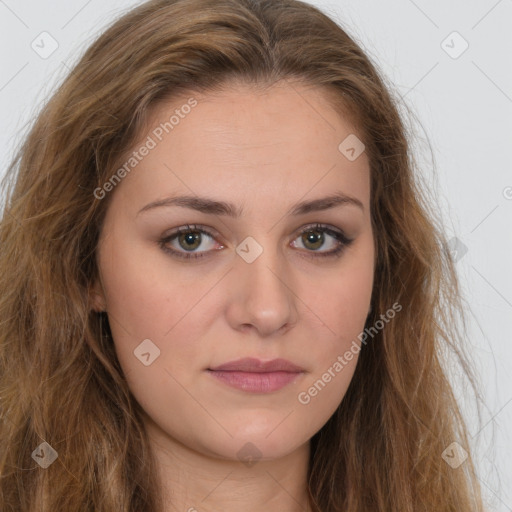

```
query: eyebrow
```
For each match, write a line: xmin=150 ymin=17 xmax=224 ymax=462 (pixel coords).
xmin=137 ymin=191 xmax=364 ymax=218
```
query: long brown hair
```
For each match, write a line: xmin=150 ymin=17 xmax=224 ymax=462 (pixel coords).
xmin=0 ymin=0 xmax=485 ymax=510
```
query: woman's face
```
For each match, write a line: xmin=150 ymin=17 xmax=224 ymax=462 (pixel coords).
xmin=91 ymin=80 xmax=374 ymax=463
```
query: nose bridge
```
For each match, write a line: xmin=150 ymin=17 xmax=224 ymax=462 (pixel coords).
xmin=228 ymin=234 xmax=298 ymax=335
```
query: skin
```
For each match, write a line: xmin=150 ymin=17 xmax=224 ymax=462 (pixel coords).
xmin=90 ymin=80 xmax=375 ymax=512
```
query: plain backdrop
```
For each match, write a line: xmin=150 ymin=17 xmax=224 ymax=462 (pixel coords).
xmin=0 ymin=0 xmax=511 ymax=509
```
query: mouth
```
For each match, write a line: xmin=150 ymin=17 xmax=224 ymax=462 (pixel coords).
xmin=206 ymin=357 xmax=305 ymax=393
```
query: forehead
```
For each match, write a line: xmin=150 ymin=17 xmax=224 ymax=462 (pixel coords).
xmin=146 ymin=80 xmax=362 ymax=147
xmin=113 ymin=81 xmax=370 ymax=210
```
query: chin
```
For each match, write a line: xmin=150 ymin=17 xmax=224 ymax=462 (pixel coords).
xmin=197 ymin=422 xmax=310 ymax=463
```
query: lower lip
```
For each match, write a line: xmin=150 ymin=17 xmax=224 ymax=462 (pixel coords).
xmin=207 ymin=370 xmax=303 ymax=392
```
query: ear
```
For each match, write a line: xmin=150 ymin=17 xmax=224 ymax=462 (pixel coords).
xmin=89 ymin=278 xmax=107 ymax=313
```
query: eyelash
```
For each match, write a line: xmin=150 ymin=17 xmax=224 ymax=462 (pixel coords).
xmin=158 ymin=223 xmax=354 ymax=261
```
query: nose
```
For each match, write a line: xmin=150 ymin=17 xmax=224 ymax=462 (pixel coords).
xmin=225 ymin=241 xmax=299 ymax=338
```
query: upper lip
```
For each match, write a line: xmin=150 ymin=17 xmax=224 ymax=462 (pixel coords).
xmin=208 ymin=357 xmax=304 ymax=373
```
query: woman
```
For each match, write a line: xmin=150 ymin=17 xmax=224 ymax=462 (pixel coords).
xmin=0 ymin=0 xmax=485 ymax=510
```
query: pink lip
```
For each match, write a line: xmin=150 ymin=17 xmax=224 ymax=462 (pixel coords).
xmin=207 ymin=357 xmax=305 ymax=393
xmin=209 ymin=357 xmax=304 ymax=373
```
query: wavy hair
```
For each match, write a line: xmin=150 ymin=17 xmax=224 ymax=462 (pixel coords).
xmin=0 ymin=0 xmax=485 ymax=510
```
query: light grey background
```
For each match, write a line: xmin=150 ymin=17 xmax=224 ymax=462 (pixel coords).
xmin=0 ymin=0 xmax=511 ymax=509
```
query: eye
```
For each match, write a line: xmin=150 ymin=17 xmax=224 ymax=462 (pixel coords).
xmin=158 ymin=223 xmax=354 ymax=260
xmin=290 ymin=223 xmax=354 ymax=259
xmin=158 ymin=224 xmax=222 ymax=260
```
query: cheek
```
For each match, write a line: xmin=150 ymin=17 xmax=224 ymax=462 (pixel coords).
xmin=293 ymin=276 xmax=368 ymax=429
xmin=293 ymin=251 xmax=373 ymax=419
xmin=293 ymin=346 xmax=359 ymax=438
xmin=98 ymin=249 xmax=210 ymax=426
xmin=99 ymin=234 xmax=206 ymax=334
xmin=307 ymin=258 xmax=373 ymax=341
xmin=97 ymin=237 xmax=211 ymax=378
